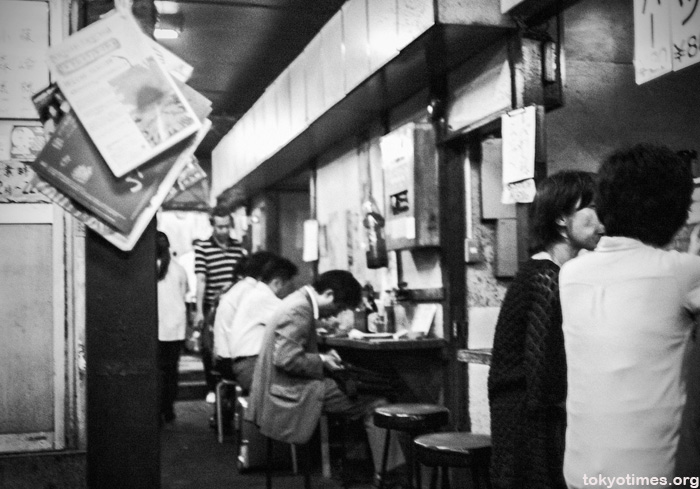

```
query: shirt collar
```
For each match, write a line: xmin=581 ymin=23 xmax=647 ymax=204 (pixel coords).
xmin=303 ymin=285 xmax=319 ymax=320
xmin=596 ymin=236 xmax=648 ymax=252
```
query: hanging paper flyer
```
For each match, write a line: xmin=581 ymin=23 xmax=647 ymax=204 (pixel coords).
xmin=46 ymin=11 xmax=201 ymax=177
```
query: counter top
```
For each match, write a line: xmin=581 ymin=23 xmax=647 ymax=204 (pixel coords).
xmin=319 ymin=335 xmax=447 ymax=351
xmin=456 ymin=348 xmax=492 ymax=365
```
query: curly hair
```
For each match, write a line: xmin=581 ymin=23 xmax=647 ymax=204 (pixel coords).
xmin=529 ymin=170 xmax=597 ymax=253
xmin=596 ymin=143 xmax=692 ymax=247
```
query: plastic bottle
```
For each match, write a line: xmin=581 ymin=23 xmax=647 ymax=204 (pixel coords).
xmin=362 ymin=191 xmax=388 ymax=269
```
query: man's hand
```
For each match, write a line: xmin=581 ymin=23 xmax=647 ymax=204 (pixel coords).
xmin=194 ymin=310 xmax=204 ymax=330
xmin=320 ymin=349 xmax=344 ymax=371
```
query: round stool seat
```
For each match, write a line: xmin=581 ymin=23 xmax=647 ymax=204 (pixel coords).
xmin=373 ymin=403 xmax=450 ymax=432
xmin=414 ymin=432 xmax=491 ymax=468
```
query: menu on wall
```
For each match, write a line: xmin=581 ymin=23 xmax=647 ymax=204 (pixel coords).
xmin=501 ymin=106 xmax=537 ymax=204
xmin=0 ymin=0 xmax=51 ymax=119
xmin=634 ymin=0 xmax=700 ymax=84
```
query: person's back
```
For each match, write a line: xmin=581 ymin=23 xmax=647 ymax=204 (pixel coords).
xmin=561 ymin=241 xmax=698 ymax=478
xmin=560 ymin=144 xmax=700 ymax=486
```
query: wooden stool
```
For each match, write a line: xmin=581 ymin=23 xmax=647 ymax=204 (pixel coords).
xmin=373 ymin=403 xmax=450 ymax=489
xmin=414 ymin=432 xmax=491 ymax=489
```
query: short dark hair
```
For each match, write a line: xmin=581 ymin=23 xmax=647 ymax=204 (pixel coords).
xmin=210 ymin=205 xmax=232 ymax=224
xmin=596 ymin=143 xmax=692 ymax=247
xmin=260 ymin=256 xmax=298 ymax=283
xmin=238 ymin=251 xmax=277 ymax=279
xmin=312 ymin=270 xmax=362 ymax=310
xmin=529 ymin=170 xmax=597 ymax=253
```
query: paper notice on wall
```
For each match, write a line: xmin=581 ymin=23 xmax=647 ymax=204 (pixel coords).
xmin=671 ymin=0 xmax=700 ymax=72
xmin=633 ymin=0 xmax=673 ymax=84
xmin=501 ymin=106 xmax=536 ymax=185
xmin=46 ymin=10 xmax=201 ymax=177
xmin=302 ymin=219 xmax=319 ymax=262
xmin=0 ymin=0 xmax=50 ymax=119
xmin=501 ymin=106 xmax=536 ymax=203
xmin=501 ymin=179 xmax=537 ymax=204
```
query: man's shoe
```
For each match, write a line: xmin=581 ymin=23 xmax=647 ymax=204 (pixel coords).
xmin=205 ymin=391 xmax=216 ymax=404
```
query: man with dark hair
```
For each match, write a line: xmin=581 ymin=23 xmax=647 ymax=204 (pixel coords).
xmin=247 ymin=269 xmax=390 ymax=471
xmin=560 ymin=144 xmax=700 ymax=485
xmin=213 ymin=250 xmax=278 ymax=374
xmin=219 ymin=255 xmax=298 ymax=392
xmin=194 ymin=205 xmax=247 ymax=403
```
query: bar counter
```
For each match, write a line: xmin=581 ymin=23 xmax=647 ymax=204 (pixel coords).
xmin=319 ymin=334 xmax=448 ymax=404
xmin=319 ymin=335 xmax=447 ymax=351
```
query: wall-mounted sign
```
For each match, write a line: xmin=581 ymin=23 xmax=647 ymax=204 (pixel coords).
xmin=0 ymin=0 xmax=51 ymax=119
xmin=634 ymin=0 xmax=700 ymax=84
xmin=671 ymin=0 xmax=700 ymax=72
xmin=501 ymin=106 xmax=537 ymax=204
xmin=500 ymin=0 xmax=527 ymax=14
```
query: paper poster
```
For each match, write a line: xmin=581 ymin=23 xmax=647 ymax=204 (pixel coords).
xmin=0 ymin=161 xmax=49 ymax=203
xmin=671 ymin=0 xmax=700 ymax=72
xmin=0 ymin=1 xmax=50 ymax=119
xmin=501 ymin=106 xmax=536 ymax=185
xmin=46 ymin=11 xmax=201 ymax=177
xmin=634 ymin=0 xmax=673 ymax=84
xmin=10 ymin=125 xmax=45 ymax=161
xmin=302 ymin=219 xmax=319 ymax=262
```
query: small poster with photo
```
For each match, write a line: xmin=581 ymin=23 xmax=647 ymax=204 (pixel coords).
xmin=10 ymin=125 xmax=45 ymax=162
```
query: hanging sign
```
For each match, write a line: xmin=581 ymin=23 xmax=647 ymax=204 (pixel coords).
xmin=634 ymin=0 xmax=700 ymax=83
xmin=634 ymin=0 xmax=673 ymax=84
xmin=501 ymin=106 xmax=536 ymax=203
xmin=0 ymin=0 xmax=50 ymax=119
xmin=671 ymin=0 xmax=700 ymax=72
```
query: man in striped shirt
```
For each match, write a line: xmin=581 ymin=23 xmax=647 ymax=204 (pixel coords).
xmin=194 ymin=206 xmax=247 ymax=401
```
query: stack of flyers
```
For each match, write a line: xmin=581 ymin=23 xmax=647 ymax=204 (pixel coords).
xmin=26 ymin=9 xmax=213 ymax=251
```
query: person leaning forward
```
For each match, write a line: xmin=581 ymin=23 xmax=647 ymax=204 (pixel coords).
xmin=246 ymin=270 xmax=387 ymax=446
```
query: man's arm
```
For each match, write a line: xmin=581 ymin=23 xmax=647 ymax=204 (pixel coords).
xmin=195 ymin=272 xmax=206 ymax=328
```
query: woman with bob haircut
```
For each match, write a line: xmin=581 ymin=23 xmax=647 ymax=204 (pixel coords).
xmin=489 ymin=170 xmax=605 ymax=489
xmin=560 ymin=143 xmax=700 ymax=485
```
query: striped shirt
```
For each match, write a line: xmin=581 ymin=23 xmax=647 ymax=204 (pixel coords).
xmin=194 ymin=236 xmax=247 ymax=307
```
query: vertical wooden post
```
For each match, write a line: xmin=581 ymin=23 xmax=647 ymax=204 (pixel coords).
xmin=86 ymin=220 xmax=159 ymax=489
xmin=82 ymin=3 xmax=159 ymax=487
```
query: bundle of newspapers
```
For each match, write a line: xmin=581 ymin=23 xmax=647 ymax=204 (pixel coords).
xmin=26 ymin=9 xmax=212 ymax=251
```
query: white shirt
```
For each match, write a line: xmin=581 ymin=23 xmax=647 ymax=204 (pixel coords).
xmin=214 ymin=276 xmax=257 ymax=358
xmin=560 ymin=236 xmax=700 ymax=486
xmin=228 ymin=281 xmax=282 ymax=359
xmin=158 ymin=260 xmax=189 ymax=341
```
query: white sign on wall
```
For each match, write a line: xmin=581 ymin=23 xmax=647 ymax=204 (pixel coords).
xmin=500 ymin=0 xmax=526 ymax=14
xmin=634 ymin=0 xmax=673 ymax=84
xmin=501 ymin=106 xmax=537 ymax=204
xmin=0 ymin=1 xmax=51 ymax=119
xmin=671 ymin=0 xmax=700 ymax=72
xmin=635 ymin=0 xmax=700 ymax=84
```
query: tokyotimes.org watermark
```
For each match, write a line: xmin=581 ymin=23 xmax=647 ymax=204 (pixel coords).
xmin=583 ymin=474 xmax=700 ymax=488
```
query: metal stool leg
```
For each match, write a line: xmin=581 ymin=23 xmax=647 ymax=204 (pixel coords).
xmin=216 ymin=381 xmax=224 ymax=443
xmin=266 ymin=437 xmax=273 ymax=489
xmin=378 ymin=428 xmax=391 ymax=489
xmin=302 ymin=443 xmax=312 ymax=489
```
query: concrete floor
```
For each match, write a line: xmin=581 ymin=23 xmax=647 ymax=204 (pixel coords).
xmin=160 ymin=399 xmax=382 ymax=489
xmin=162 ymin=354 xmax=383 ymax=489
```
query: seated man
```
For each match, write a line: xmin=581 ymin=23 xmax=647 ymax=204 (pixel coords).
xmin=224 ymin=255 xmax=298 ymax=392
xmin=213 ymin=250 xmax=277 ymax=378
xmin=247 ymin=270 xmax=391 ymax=470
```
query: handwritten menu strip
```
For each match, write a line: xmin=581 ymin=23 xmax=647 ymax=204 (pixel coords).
xmin=0 ymin=1 xmax=50 ymax=119
xmin=634 ymin=0 xmax=700 ymax=84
